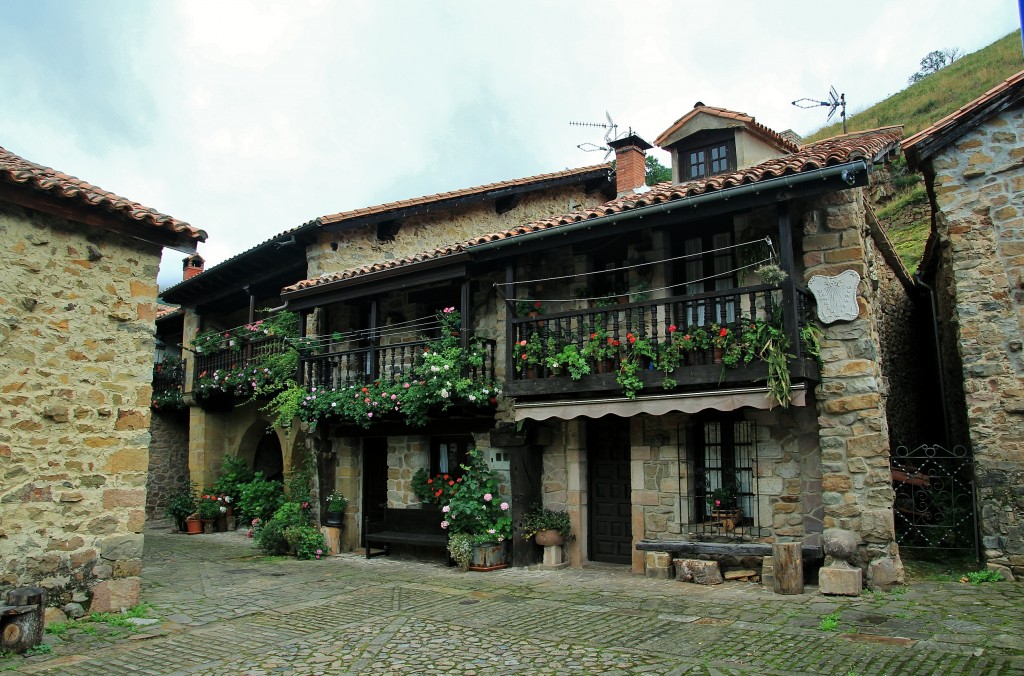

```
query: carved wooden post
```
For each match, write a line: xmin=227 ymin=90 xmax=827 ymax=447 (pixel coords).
xmin=771 ymin=542 xmax=804 ymax=594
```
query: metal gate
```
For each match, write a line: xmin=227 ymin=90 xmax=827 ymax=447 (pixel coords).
xmin=891 ymin=444 xmax=978 ymax=556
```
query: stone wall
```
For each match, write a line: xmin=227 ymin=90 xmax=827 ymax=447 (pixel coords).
xmin=927 ymin=105 xmax=1024 ymax=570
xmin=146 ymin=409 xmax=191 ymax=520
xmin=799 ymin=188 xmax=902 ymax=571
xmin=0 ymin=201 xmax=161 ymax=609
xmin=306 ymin=185 xmax=607 ymax=279
xmin=387 ymin=435 xmax=430 ymax=508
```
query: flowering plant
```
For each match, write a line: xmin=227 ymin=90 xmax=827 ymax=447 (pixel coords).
xmin=514 ymin=332 xmax=544 ymax=372
xmin=582 ymin=326 xmax=621 ymax=362
xmin=515 ymin=300 xmax=544 ymax=316
xmin=706 ymin=485 xmax=738 ymax=509
xmin=412 ymin=468 xmax=463 ymax=504
xmin=440 ymin=449 xmax=512 ymax=543
xmin=324 ymin=491 xmax=348 ymax=513
xmin=196 ymin=493 xmax=229 ymax=520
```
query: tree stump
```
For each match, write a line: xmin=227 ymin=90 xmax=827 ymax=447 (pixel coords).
xmin=771 ymin=542 xmax=804 ymax=594
xmin=1 ymin=587 xmax=46 ymax=654
xmin=322 ymin=526 xmax=342 ymax=556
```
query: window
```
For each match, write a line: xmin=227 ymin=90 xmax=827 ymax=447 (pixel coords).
xmin=693 ymin=416 xmax=757 ymax=529
xmin=674 ymin=227 xmax=737 ymax=326
xmin=686 ymin=142 xmax=733 ymax=179
xmin=430 ymin=436 xmax=473 ymax=477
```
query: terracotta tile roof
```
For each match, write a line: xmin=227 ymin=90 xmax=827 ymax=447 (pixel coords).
xmin=319 ymin=163 xmax=610 ymax=226
xmin=283 ymin=127 xmax=902 ymax=296
xmin=0 ymin=145 xmax=206 ymax=242
xmin=653 ymin=105 xmax=801 ymax=153
xmin=903 ymin=69 xmax=1024 ymax=168
xmin=156 ymin=305 xmax=183 ymax=320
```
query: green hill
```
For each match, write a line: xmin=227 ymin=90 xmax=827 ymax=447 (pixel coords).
xmin=805 ymin=30 xmax=1023 ymax=142
xmin=804 ymin=31 xmax=1022 ymax=273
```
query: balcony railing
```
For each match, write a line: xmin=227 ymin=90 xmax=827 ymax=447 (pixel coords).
xmin=192 ymin=335 xmax=290 ymax=389
xmin=505 ymin=284 xmax=817 ymax=397
xmin=299 ymin=337 xmax=498 ymax=391
xmin=153 ymin=359 xmax=185 ymax=394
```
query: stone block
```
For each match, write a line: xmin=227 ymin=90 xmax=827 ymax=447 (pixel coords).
xmin=44 ymin=607 xmax=68 ymax=626
xmin=62 ymin=602 xmax=85 ymax=619
xmin=677 ymin=559 xmax=722 ymax=585
xmin=822 ymin=528 xmax=860 ymax=565
xmin=541 ymin=544 xmax=567 ymax=570
xmin=645 ymin=551 xmax=673 ymax=579
xmin=866 ymin=557 xmax=904 ymax=590
xmin=986 ymin=563 xmax=1015 ymax=582
xmin=89 ymin=577 xmax=141 ymax=613
xmin=819 ymin=562 xmax=862 ymax=596
xmin=99 ymin=535 xmax=144 ymax=561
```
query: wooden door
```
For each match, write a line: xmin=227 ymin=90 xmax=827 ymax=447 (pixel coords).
xmin=362 ymin=438 xmax=388 ymax=527
xmin=588 ymin=417 xmax=632 ymax=564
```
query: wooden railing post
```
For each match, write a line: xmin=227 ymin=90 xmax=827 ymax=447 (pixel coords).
xmin=777 ymin=203 xmax=802 ymax=359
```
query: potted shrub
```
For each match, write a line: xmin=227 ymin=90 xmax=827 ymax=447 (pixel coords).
xmin=324 ymin=490 xmax=348 ymax=527
xmin=521 ymin=506 xmax=572 ymax=547
xmin=196 ymin=494 xmax=223 ymax=533
xmin=164 ymin=484 xmax=197 ymax=533
xmin=440 ymin=449 xmax=512 ymax=571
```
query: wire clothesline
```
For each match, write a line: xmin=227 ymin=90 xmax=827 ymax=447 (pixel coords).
xmin=496 ymin=236 xmax=776 ymax=290
xmin=502 ymin=255 xmax=779 ymax=305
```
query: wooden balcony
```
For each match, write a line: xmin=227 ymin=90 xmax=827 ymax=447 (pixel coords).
xmin=192 ymin=335 xmax=290 ymax=390
xmin=503 ymin=284 xmax=819 ymax=400
xmin=299 ymin=337 xmax=498 ymax=391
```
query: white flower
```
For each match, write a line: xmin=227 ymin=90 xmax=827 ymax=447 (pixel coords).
xmin=487 ymin=529 xmax=496 ymax=534
xmin=219 ymin=506 xmax=227 ymax=513
xmin=442 ymin=505 xmax=450 ymax=513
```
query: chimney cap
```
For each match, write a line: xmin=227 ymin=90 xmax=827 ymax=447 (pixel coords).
xmin=607 ymin=133 xmax=652 ymax=151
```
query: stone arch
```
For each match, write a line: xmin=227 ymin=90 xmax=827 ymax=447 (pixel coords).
xmin=235 ymin=421 xmax=305 ymax=482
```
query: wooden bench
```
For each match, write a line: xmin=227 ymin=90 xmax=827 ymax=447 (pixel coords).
xmin=636 ymin=540 xmax=823 ymax=560
xmin=364 ymin=508 xmax=450 ymax=562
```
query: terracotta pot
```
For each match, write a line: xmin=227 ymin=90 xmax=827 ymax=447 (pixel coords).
xmin=534 ymin=529 xmax=564 ymax=547
xmin=185 ymin=519 xmax=202 ymax=535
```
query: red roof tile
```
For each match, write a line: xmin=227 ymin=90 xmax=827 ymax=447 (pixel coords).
xmin=903 ymin=69 xmax=1024 ymax=168
xmin=0 ymin=146 xmax=206 ymax=242
xmin=654 ymin=105 xmax=801 ymax=153
xmin=283 ymin=127 xmax=902 ymax=296
xmin=320 ymin=164 xmax=611 ymax=226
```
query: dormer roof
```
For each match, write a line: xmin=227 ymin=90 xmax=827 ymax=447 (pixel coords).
xmin=654 ymin=104 xmax=800 ymax=154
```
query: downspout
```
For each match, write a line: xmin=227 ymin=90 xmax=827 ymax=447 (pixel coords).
xmin=470 ymin=162 xmax=869 ymax=256
xmin=914 ymin=273 xmax=950 ymax=447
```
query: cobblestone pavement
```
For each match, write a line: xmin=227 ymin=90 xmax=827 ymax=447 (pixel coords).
xmin=6 ymin=526 xmax=1024 ymax=675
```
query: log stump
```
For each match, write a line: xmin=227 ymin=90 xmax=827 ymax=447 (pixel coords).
xmin=322 ymin=526 xmax=342 ymax=556
xmin=771 ymin=542 xmax=804 ymax=594
xmin=1 ymin=587 xmax=46 ymax=654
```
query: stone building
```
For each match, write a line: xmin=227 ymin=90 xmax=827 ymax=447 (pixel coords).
xmin=0 ymin=146 xmax=205 ymax=610
xmin=157 ymin=164 xmax=614 ymax=499
xmin=256 ymin=106 xmax=916 ymax=583
xmin=904 ymin=70 xmax=1024 ymax=576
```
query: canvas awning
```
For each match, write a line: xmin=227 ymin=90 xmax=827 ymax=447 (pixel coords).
xmin=511 ymin=385 xmax=808 ymax=422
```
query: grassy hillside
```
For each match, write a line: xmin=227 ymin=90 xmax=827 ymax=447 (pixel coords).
xmin=805 ymin=30 xmax=1023 ymax=142
xmin=804 ymin=30 xmax=1022 ymax=273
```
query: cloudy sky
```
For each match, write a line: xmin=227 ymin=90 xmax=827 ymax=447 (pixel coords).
xmin=2 ymin=1 xmax=1020 ymax=289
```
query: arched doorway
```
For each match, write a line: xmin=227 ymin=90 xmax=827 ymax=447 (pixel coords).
xmin=253 ymin=429 xmax=284 ymax=481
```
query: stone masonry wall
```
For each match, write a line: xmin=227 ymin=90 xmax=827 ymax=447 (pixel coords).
xmin=145 ymin=409 xmax=190 ymax=520
xmin=387 ymin=435 xmax=430 ymax=508
xmin=800 ymin=188 xmax=902 ymax=571
xmin=0 ymin=202 xmax=161 ymax=609
xmin=928 ymin=106 xmax=1024 ymax=571
xmin=306 ymin=185 xmax=607 ymax=279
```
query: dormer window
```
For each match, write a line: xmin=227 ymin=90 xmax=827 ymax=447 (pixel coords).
xmin=680 ymin=130 xmax=736 ymax=180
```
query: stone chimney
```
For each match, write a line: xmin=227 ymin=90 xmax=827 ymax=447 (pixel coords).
xmin=182 ymin=254 xmax=205 ymax=281
xmin=608 ymin=133 xmax=653 ymax=196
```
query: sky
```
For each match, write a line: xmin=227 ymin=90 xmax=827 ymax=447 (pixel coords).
xmin=1 ymin=1 xmax=1021 ymax=289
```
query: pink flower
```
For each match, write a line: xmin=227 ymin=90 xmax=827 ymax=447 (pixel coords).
xmin=499 ymin=502 xmax=509 ymax=511
xmin=440 ymin=520 xmax=449 ymax=529
xmin=483 ymin=493 xmax=492 ymax=502
xmin=246 ymin=529 xmax=254 ymax=538
xmin=442 ymin=505 xmax=450 ymax=513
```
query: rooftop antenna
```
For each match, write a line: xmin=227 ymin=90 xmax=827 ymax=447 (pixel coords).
xmin=570 ymin=111 xmax=621 ymax=160
xmin=792 ymin=86 xmax=847 ymax=134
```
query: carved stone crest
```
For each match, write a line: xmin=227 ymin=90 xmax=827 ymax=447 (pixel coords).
xmin=808 ymin=270 xmax=861 ymax=324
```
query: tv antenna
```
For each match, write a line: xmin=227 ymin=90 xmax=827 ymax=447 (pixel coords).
xmin=570 ymin=111 xmax=621 ymax=160
xmin=792 ymin=86 xmax=846 ymax=133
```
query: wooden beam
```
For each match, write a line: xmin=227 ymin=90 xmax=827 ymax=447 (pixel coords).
xmin=0 ymin=182 xmax=199 ymax=253
xmin=635 ymin=540 xmax=823 ymax=560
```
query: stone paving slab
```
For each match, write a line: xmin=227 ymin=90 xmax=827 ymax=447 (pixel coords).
xmin=4 ymin=527 xmax=1023 ymax=675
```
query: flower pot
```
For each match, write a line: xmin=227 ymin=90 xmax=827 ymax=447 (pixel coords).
xmin=201 ymin=519 xmax=215 ymax=534
xmin=548 ymin=366 xmax=563 ymax=378
xmin=712 ymin=347 xmax=724 ymax=364
xmin=226 ymin=506 xmax=236 ymax=531
xmin=595 ymin=358 xmax=615 ymax=374
xmin=185 ymin=519 xmax=203 ymax=535
xmin=324 ymin=510 xmax=344 ymax=527
xmin=709 ymin=508 xmax=741 ymax=532
xmin=523 ymin=366 xmax=539 ymax=379
xmin=534 ymin=529 xmax=564 ymax=547
xmin=469 ymin=541 xmax=509 ymax=571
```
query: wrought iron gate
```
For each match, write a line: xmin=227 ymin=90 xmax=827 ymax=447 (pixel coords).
xmin=891 ymin=444 xmax=978 ymax=556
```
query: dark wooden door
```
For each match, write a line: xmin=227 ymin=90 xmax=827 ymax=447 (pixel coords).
xmin=362 ymin=438 xmax=388 ymax=528
xmin=588 ymin=417 xmax=632 ymax=564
